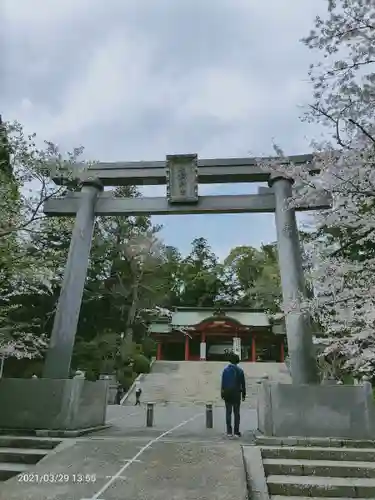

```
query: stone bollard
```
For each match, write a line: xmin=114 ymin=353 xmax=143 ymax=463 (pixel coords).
xmin=206 ymin=403 xmax=213 ymax=429
xmin=146 ymin=403 xmax=154 ymax=427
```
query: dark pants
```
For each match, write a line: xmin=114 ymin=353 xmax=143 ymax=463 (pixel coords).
xmin=224 ymin=394 xmax=241 ymax=434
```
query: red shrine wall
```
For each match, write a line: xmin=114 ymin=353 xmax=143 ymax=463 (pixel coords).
xmin=153 ymin=330 xmax=285 ymax=362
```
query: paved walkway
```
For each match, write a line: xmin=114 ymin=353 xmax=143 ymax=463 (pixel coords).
xmin=0 ymin=404 xmax=256 ymax=500
xmin=105 ymin=402 xmax=257 ymax=438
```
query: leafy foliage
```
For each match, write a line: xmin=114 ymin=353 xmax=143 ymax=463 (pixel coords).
xmin=0 ymin=120 xmax=86 ymax=364
xmin=224 ymin=243 xmax=281 ymax=312
xmin=132 ymin=354 xmax=151 ymax=374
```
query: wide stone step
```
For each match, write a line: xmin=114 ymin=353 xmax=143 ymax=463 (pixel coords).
xmin=263 ymin=458 xmax=375 ymax=478
xmin=139 ymin=360 xmax=290 ymax=406
xmin=271 ymin=497 xmax=370 ymax=500
xmin=0 ymin=437 xmax=60 ymax=450
xmin=267 ymin=474 xmax=375 ymax=497
xmin=261 ymin=446 xmax=375 ymax=462
xmin=0 ymin=448 xmax=47 ymax=464
xmin=0 ymin=462 xmax=28 ymax=481
xmin=256 ymin=436 xmax=375 ymax=448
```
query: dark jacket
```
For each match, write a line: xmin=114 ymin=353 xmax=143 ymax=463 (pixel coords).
xmin=221 ymin=363 xmax=246 ymax=399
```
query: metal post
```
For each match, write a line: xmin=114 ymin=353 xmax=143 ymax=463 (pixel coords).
xmin=146 ymin=403 xmax=154 ymax=427
xmin=269 ymin=173 xmax=318 ymax=384
xmin=206 ymin=403 xmax=213 ymax=428
xmin=43 ymin=179 xmax=103 ymax=379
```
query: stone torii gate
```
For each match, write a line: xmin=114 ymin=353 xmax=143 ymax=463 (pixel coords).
xmin=43 ymin=153 xmax=329 ymax=385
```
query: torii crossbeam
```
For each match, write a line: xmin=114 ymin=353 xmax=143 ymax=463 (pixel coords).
xmin=44 ymin=190 xmax=329 ymax=216
xmin=52 ymin=153 xmax=316 ymax=186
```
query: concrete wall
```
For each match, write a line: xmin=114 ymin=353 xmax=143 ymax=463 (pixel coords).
xmin=72 ymin=379 xmax=108 ymax=428
xmin=258 ymin=381 xmax=375 ymax=439
xmin=0 ymin=378 xmax=108 ymax=430
xmin=99 ymin=374 xmax=117 ymax=404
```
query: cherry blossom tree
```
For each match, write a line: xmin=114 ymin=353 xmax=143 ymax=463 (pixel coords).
xmin=0 ymin=120 xmax=87 ymax=239
xmin=140 ymin=306 xmax=195 ymax=339
xmin=257 ymin=0 xmax=375 ymax=377
xmin=0 ymin=119 xmax=91 ymax=368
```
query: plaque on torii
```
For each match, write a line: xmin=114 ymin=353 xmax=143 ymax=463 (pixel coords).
xmin=165 ymin=154 xmax=199 ymax=204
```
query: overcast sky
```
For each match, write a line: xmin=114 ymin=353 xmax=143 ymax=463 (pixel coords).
xmin=3 ymin=0 xmax=327 ymax=260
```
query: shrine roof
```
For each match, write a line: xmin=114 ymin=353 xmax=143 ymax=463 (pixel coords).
xmin=147 ymin=307 xmax=285 ymax=333
xmin=172 ymin=306 xmax=267 ymax=313
xmin=171 ymin=310 xmax=269 ymax=327
xmin=149 ymin=322 xmax=172 ymax=334
xmin=147 ymin=307 xmax=287 ymax=337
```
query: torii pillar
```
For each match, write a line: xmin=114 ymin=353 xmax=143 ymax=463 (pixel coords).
xmin=269 ymin=173 xmax=318 ymax=384
xmin=43 ymin=179 xmax=103 ymax=379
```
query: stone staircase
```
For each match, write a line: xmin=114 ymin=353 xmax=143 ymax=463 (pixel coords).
xmin=125 ymin=360 xmax=291 ymax=407
xmin=257 ymin=436 xmax=375 ymax=499
xmin=0 ymin=436 xmax=60 ymax=482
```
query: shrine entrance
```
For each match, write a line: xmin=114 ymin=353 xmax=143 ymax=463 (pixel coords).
xmin=162 ymin=342 xmax=185 ymax=361
xmin=43 ymin=153 xmax=329 ymax=384
xmin=206 ymin=341 xmax=234 ymax=362
xmin=148 ymin=307 xmax=287 ymax=362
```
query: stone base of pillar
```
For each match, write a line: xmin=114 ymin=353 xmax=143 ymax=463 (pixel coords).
xmin=257 ymin=381 xmax=375 ymax=439
xmin=0 ymin=378 xmax=108 ymax=432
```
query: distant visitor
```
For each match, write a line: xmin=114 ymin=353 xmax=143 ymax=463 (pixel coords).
xmin=221 ymin=352 xmax=246 ymax=438
xmin=115 ymin=383 xmax=124 ymax=405
xmin=135 ymin=380 xmax=142 ymax=406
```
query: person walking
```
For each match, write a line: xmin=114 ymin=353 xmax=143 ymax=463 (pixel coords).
xmin=221 ymin=352 xmax=246 ymax=438
xmin=115 ymin=383 xmax=123 ymax=405
xmin=134 ymin=380 xmax=142 ymax=406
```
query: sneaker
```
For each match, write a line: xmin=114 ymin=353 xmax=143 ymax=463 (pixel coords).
xmin=226 ymin=432 xmax=233 ymax=437
xmin=233 ymin=432 xmax=242 ymax=438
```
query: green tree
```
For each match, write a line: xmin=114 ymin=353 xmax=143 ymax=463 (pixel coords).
xmin=178 ymin=237 xmax=225 ymax=306
xmin=223 ymin=244 xmax=281 ymax=311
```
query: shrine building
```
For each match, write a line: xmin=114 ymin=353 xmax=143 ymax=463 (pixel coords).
xmin=148 ymin=307 xmax=287 ymax=362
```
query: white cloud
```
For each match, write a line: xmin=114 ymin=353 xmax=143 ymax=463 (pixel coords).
xmin=3 ymin=0 xmax=328 ymax=256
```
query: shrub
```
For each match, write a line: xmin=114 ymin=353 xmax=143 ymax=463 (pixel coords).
xmin=100 ymin=359 xmax=116 ymax=374
xmin=118 ymin=373 xmax=136 ymax=391
xmin=119 ymin=365 xmax=134 ymax=378
xmin=142 ymin=337 xmax=157 ymax=359
xmin=132 ymin=354 xmax=150 ymax=374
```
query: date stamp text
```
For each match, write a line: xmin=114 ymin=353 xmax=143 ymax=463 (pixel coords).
xmin=18 ymin=473 xmax=97 ymax=484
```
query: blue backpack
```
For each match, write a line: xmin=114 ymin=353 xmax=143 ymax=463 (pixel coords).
xmin=222 ymin=364 xmax=239 ymax=391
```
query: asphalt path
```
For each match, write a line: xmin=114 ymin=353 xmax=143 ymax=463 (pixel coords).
xmin=0 ymin=404 xmax=255 ymax=500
